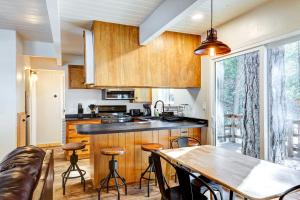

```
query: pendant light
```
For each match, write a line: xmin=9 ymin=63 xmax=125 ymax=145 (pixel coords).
xmin=194 ymin=0 xmax=231 ymax=56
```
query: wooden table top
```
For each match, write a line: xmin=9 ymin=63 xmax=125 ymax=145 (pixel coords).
xmin=159 ymin=145 xmax=300 ymax=200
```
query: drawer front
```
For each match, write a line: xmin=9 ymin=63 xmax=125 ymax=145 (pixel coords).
xmin=68 ymin=129 xmax=78 ymax=138
xmin=68 ymin=137 xmax=90 ymax=144
xmin=67 ymin=119 xmax=101 ymax=125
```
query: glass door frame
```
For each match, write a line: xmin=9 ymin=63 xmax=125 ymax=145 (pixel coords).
xmin=211 ymin=46 xmax=269 ymax=160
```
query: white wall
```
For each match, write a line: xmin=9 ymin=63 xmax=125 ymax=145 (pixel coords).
xmin=216 ymin=0 xmax=300 ymax=51
xmin=63 ymin=54 xmax=144 ymax=114
xmin=16 ymin=34 xmax=25 ymax=113
xmin=152 ymin=87 xmax=208 ymax=118
xmin=0 ymin=30 xmax=25 ymax=159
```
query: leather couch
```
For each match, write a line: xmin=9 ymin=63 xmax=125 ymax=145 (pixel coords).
xmin=0 ymin=146 xmax=54 ymax=200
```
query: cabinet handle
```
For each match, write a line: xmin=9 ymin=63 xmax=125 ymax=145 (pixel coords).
xmin=81 ymin=149 xmax=88 ymax=152
xmin=81 ymin=140 xmax=88 ymax=143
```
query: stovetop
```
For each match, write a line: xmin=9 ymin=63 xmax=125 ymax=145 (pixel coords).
xmin=99 ymin=113 xmax=133 ymax=124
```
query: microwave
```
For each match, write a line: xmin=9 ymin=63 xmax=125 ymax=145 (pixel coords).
xmin=102 ymin=89 xmax=135 ymax=100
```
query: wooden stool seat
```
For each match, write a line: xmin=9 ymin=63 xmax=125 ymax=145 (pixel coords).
xmin=101 ymin=147 xmax=125 ymax=156
xmin=141 ymin=143 xmax=163 ymax=152
xmin=62 ymin=142 xmax=86 ymax=151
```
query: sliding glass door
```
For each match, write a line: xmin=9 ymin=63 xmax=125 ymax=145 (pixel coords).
xmin=215 ymin=51 xmax=261 ymax=158
xmin=268 ymin=41 xmax=300 ymax=169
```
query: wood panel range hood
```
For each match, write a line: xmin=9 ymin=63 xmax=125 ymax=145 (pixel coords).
xmin=85 ymin=21 xmax=201 ymax=88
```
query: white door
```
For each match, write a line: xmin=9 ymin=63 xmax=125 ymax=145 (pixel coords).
xmin=34 ymin=70 xmax=64 ymax=145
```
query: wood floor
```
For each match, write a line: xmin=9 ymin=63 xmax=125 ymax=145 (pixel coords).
xmin=49 ymin=147 xmax=300 ymax=200
xmin=52 ymin=147 xmax=161 ymax=200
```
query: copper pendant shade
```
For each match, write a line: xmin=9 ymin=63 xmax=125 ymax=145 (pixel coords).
xmin=194 ymin=0 xmax=231 ymax=56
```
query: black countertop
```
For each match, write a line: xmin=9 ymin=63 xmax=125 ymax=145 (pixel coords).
xmin=76 ymin=117 xmax=208 ymax=135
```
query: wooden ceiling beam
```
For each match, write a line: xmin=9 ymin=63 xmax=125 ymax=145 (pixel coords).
xmin=139 ymin=0 xmax=200 ymax=45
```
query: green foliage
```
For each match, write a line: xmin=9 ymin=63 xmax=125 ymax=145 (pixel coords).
xmin=284 ymin=42 xmax=300 ymax=100
xmin=222 ymin=57 xmax=238 ymax=114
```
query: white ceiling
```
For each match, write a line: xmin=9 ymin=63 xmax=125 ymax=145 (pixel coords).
xmin=60 ymin=0 xmax=163 ymax=55
xmin=169 ymin=0 xmax=271 ymax=34
xmin=0 ymin=0 xmax=52 ymax=42
xmin=60 ymin=0 xmax=270 ymax=55
xmin=0 ymin=0 xmax=271 ymax=55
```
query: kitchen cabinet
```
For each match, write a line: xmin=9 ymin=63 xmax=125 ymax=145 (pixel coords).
xmin=92 ymin=21 xmax=201 ymax=88
xmin=68 ymin=65 xmax=87 ymax=89
xmin=134 ymin=88 xmax=152 ymax=103
xmin=65 ymin=119 xmax=101 ymax=160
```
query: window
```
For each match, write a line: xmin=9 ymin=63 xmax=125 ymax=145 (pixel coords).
xmin=215 ymin=51 xmax=260 ymax=158
xmin=268 ymin=41 xmax=300 ymax=170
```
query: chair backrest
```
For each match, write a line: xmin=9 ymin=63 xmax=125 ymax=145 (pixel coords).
xmin=171 ymin=136 xmax=201 ymax=148
xmin=152 ymin=151 xmax=210 ymax=200
xmin=151 ymin=152 xmax=171 ymax=199
xmin=180 ymin=165 xmax=219 ymax=200
xmin=174 ymin=164 xmax=197 ymax=200
xmin=279 ymin=185 xmax=300 ymax=200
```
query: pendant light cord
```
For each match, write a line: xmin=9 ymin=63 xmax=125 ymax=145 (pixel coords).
xmin=211 ymin=0 xmax=213 ymax=29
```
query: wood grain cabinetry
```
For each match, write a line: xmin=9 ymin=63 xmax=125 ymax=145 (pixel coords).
xmin=65 ymin=119 xmax=101 ymax=160
xmin=92 ymin=21 xmax=201 ymax=88
xmin=134 ymin=88 xmax=152 ymax=103
xmin=90 ymin=128 xmax=201 ymax=187
xmin=68 ymin=65 xmax=87 ymax=89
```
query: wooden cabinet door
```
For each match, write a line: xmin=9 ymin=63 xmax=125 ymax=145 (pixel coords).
xmin=17 ymin=112 xmax=26 ymax=147
xmin=68 ymin=65 xmax=86 ymax=89
xmin=134 ymin=88 xmax=152 ymax=103
xmin=92 ymin=21 xmax=201 ymax=88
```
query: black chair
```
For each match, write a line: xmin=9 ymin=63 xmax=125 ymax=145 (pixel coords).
xmin=170 ymin=136 xmax=201 ymax=148
xmin=279 ymin=185 xmax=300 ymax=200
xmin=171 ymin=136 xmax=223 ymax=200
xmin=152 ymin=151 xmax=219 ymax=200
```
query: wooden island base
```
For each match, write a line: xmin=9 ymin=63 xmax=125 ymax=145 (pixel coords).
xmin=90 ymin=128 xmax=201 ymax=187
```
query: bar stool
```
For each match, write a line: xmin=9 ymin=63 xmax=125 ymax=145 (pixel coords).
xmin=98 ymin=147 xmax=127 ymax=200
xmin=61 ymin=142 xmax=86 ymax=195
xmin=139 ymin=143 xmax=164 ymax=197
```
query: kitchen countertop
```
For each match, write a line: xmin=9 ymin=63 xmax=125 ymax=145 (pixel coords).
xmin=76 ymin=117 xmax=208 ymax=134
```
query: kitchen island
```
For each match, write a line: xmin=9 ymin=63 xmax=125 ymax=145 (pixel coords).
xmin=76 ymin=118 xmax=208 ymax=187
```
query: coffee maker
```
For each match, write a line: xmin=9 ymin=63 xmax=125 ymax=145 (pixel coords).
xmin=77 ymin=103 xmax=84 ymax=119
xmin=143 ymin=104 xmax=151 ymax=116
xmin=88 ymin=104 xmax=97 ymax=118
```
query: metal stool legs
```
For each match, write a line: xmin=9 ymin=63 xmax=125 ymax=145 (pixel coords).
xmin=98 ymin=155 xmax=127 ymax=200
xmin=139 ymin=155 xmax=157 ymax=197
xmin=62 ymin=150 xmax=86 ymax=195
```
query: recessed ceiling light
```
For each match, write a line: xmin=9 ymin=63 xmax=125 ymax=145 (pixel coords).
xmin=191 ymin=13 xmax=204 ymax=21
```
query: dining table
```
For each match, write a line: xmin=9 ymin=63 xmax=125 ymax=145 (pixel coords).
xmin=159 ymin=145 xmax=300 ymax=200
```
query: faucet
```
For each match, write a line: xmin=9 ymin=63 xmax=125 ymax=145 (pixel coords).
xmin=154 ymin=100 xmax=165 ymax=114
